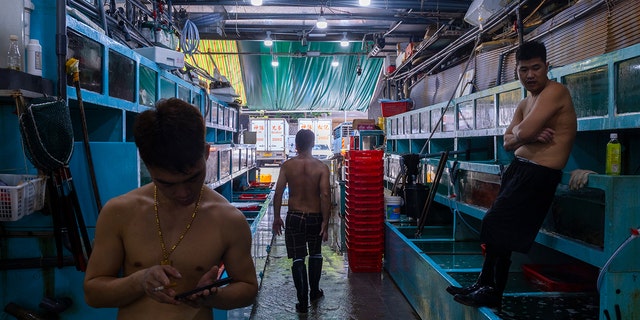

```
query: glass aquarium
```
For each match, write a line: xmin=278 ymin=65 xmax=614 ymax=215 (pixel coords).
xmin=616 ymin=55 xmax=640 ymax=114
xmin=457 ymin=101 xmax=474 ymax=131
xmin=456 ymin=169 xmax=500 ymax=209
xmin=563 ymin=66 xmax=608 ymax=118
xmin=205 ymin=146 xmax=219 ymax=184
xmin=475 ymin=95 xmax=495 ymax=129
xmin=67 ymin=30 xmax=103 ymax=94
xmin=139 ymin=65 xmax=157 ymax=107
xmin=219 ymin=146 xmax=231 ymax=179
xmin=108 ymin=50 xmax=135 ymax=102
xmin=498 ymin=89 xmax=520 ymax=127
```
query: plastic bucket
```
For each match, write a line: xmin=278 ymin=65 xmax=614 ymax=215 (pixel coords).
xmin=384 ymin=196 xmax=403 ymax=221
xmin=404 ymin=183 xmax=427 ymax=219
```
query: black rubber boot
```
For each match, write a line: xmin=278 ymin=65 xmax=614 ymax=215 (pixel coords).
xmin=291 ymin=260 xmax=308 ymax=313
xmin=446 ymin=253 xmax=496 ymax=296
xmin=308 ymin=255 xmax=324 ymax=302
xmin=446 ymin=281 xmax=485 ymax=296
xmin=453 ymin=285 xmax=502 ymax=309
xmin=453 ymin=256 xmax=511 ymax=310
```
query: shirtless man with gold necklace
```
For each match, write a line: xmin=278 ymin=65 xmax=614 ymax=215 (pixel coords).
xmin=84 ymin=98 xmax=258 ymax=319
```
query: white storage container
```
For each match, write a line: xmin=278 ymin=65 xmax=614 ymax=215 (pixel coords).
xmin=0 ymin=174 xmax=47 ymax=221
xmin=134 ymin=46 xmax=185 ymax=69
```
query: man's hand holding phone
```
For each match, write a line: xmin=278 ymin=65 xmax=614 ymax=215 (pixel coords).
xmin=174 ymin=277 xmax=233 ymax=301
xmin=174 ymin=265 xmax=231 ymax=308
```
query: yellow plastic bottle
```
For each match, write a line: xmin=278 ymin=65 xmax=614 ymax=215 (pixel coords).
xmin=605 ymin=133 xmax=621 ymax=175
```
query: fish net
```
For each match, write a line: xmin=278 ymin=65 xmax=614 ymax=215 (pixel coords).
xmin=18 ymin=97 xmax=74 ymax=172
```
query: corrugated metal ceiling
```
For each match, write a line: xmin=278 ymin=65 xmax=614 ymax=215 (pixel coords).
xmin=171 ymin=0 xmax=475 ymax=112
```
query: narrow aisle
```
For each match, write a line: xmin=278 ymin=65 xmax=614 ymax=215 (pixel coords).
xmin=248 ymin=203 xmax=421 ymax=320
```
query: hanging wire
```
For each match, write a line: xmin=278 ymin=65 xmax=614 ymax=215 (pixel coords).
xmin=597 ymin=227 xmax=639 ymax=292
xmin=180 ymin=19 xmax=200 ymax=55
xmin=418 ymin=33 xmax=483 ymax=155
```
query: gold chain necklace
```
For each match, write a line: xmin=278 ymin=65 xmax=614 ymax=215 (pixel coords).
xmin=154 ymin=185 xmax=204 ymax=266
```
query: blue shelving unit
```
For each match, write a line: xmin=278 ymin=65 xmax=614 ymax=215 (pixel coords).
xmin=383 ymin=43 xmax=640 ymax=319
xmin=0 ymin=6 xmax=261 ymax=319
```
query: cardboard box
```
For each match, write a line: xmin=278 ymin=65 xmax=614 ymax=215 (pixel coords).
xmin=352 ymin=119 xmax=376 ymax=130
xmin=405 ymin=42 xmax=416 ymax=58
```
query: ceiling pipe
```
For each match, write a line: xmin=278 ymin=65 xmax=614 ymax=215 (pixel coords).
xmin=494 ymin=0 xmax=606 ymax=85
xmin=392 ymin=0 xmax=526 ymax=82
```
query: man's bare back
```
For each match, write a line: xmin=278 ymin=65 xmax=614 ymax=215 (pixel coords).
xmin=281 ymin=155 xmax=327 ymax=213
xmin=272 ymin=135 xmax=331 ymax=241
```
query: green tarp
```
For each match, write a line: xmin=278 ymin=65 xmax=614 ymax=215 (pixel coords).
xmin=239 ymin=41 xmax=383 ymax=112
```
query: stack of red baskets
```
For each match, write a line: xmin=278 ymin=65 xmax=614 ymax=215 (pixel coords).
xmin=345 ymin=149 xmax=384 ymax=272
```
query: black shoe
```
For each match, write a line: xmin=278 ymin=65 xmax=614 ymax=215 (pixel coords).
xmin=295 ymin=302 xmax=308 ymax=313
xmin=453 ymin=286 xmax=501 ymax=309
xmin=446 ymin=282 xmax=484 ymax=296
xmin=310 ymin=289 xmax=324 ymax=302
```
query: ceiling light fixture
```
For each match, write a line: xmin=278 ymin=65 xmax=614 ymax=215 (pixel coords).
xmin=340 ymin=32 xmax=349 ymax=47
xmin=359 ymin=0 xmax=371 ymax=6
xmin=316 ymin=9 xmax=328 ymax=29
xmin=271 ymin=55 xmax=279 ymax=67
xmin=251 ymin=0 xmax=263 ymax=6
xmin=264 ymin=31 xmax=273 ymax=47
xmin=331 ymin=57 xmax=339 ymax=67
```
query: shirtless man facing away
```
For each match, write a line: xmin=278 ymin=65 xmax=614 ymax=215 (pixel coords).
xmin=272 ymin=129 xmax=331 ymax=314
xmin=84 ymin=98 xmax=258 ymax=320
xmin=446 ymin=41 xmax=577 ymax=309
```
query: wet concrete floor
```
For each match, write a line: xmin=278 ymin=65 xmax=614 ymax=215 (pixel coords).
xmin=248 ymin=211 xmax=420 ymax=320
xmin=228 ymin=166 xmax=421 ymax=319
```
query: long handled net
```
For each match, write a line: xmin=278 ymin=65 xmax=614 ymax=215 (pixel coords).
xmin=16 ymin=96 xmax=91 ymax=271
xmin=17 ymin=97 xmax=74 ymax=172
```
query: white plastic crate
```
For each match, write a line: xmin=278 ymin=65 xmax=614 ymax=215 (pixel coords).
xmin=0 ymin=174 xmax=47 ymax=221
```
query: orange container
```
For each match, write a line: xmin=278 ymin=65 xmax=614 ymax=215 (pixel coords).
xmin=259 ymin=173 xmax=272 ymax=183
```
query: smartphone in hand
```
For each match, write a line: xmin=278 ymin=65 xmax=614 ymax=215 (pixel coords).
xmin=174 ymin=277 xmax=233 ymax=301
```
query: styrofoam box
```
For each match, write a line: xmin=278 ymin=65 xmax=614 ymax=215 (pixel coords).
xmin=134 ymin=46 xmax=185 ymax=69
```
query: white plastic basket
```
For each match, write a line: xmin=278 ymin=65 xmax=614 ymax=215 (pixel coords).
xmin=0 ymin=174 xmax=47 ymax=222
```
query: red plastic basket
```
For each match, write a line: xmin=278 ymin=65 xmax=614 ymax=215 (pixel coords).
xmin=345 ymin=191 xmax=384 ymax=202
xmin=238 ymin=193 xmax=268 ymax=201
xmin=345 ymin=213 xmax=384 ymax=229
xmin=249 ymin=181 xmax=274 ymax=189
xmin=346 ymin=229 xmax=384 ymax=247
xmin=346 ymin=150 xmax=384 ymax=161
xmin=345 ymin=164 xmax=384 ymax=176
xmin=347 ymin=247 xmax=383 ymax=273
xmin=347 ymin=181 xmax=384 ymax=194
xmin=235 ymin=204 xmax=261 ymax=211
xmin=345 ymin=171 xmax=384 ymax=184
xmin=380 ymin=101 xmax=411 ymax=117
xmin=346 ymin=196 xmax=384 ymax=212
xmin=345 ymin=159 xmax=384 ymax=170
xmin=346 ymin=240 xmax=384 ymax=253
xmin=521 ymin=264 xmax=598 ymax=292
xmin=345 ymin=203 xmax=385 ymax=218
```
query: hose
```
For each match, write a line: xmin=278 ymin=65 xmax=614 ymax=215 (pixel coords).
xmin=596 ymin=227 xmax=640 ymax=292
xmin=180 ymin=19 xmax=200 ymax=55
